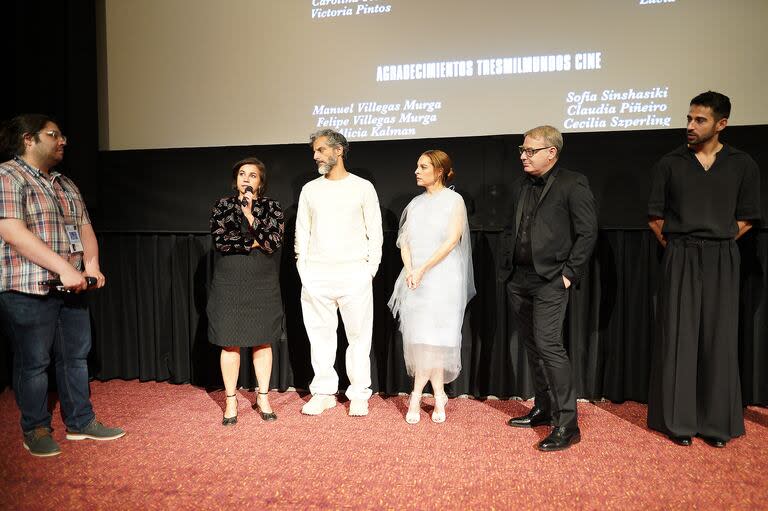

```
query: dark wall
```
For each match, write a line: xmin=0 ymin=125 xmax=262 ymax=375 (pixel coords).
xmin=95 ymin=126 xmax=768 ymax=234
xmin=6 ymin=1 xmax=99 ymax=200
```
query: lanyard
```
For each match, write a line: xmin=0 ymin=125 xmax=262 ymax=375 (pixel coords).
xmin=50 ymin=175 xmax=78 ymax=220
xmin=15 ymin=157 xmax=78 ymax=222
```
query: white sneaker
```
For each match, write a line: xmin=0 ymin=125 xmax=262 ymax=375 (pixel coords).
xmin=349 ymin=399 xmax=369 ymax=417
xmin=301 ymin=394 xmax=337 ymax=415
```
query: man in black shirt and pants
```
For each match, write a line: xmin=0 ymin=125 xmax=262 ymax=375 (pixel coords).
xmin=500 ymin=125 xmax=598 ymax=451
xmin=648 ymin=91 xmax=761 ymax=447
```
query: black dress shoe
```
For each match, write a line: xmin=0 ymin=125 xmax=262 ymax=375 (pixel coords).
xmin=537 ymin=426 xmax=581 ymax=451
xmin=701 ymin=436 xmax=727 ymax=448
xmin=256 ymin=392 xmax=277 ymax=421
xmin=257 ymin=408 xmax=277 ymax=422
xmin=222 ymin=394 xmax=238 ymax=426
xmin=669 ymin=435 xmax=692 ymax=446
xmin=507 ymin=407 xmax=552 ymax=428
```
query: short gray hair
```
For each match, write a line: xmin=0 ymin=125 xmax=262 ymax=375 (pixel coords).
xmin=309 ymin=129 xmax=350 ymax=158
xmin=524 ymin=125 xmax=563 ymax=157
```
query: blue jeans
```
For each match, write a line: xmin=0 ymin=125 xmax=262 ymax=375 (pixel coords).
xmin=0 ymin=291 xmax=95 ymax=433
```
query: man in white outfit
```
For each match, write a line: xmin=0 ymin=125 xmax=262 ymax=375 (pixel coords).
xmin=296 ymin=129 xmax=383 ymax=416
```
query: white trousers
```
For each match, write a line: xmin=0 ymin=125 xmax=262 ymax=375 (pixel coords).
xmin=300 ymin=262 xmax=373 ymax=401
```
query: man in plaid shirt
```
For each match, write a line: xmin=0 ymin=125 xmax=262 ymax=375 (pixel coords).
xmin=0 ymin=114 xmax=125 ymax=457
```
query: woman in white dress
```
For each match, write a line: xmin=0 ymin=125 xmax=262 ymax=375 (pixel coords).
xmin=388 ymin=150 xmax=475 ymax=424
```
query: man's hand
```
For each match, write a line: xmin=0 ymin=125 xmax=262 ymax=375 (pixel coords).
xmin=648 ymin=217 xmax=667 ymax=248
xmin=60 ymin=267 xmax=88 ymax=292
xmin=562 ymin=275 xmax=572 ymax=289
xmin=735 ymin=220 xmax=753 ymax=240
xmin=84 ymin=267 xmax=106 ymax=288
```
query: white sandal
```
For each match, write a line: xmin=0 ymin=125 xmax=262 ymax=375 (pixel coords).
xmin=405 ymin=392 xmax=422 ymax=424
xmin=432 ymin=393 xmax=448 ymax=423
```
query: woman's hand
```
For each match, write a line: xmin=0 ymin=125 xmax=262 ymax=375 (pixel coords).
xmin=241 ymin=192 xmax=255 ymax=224
xmin=406 ymin=266 xmax=426 ymax=289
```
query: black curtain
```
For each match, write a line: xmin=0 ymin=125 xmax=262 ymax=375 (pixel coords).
xmin=7 ymin=228 xmax=755 ymax=405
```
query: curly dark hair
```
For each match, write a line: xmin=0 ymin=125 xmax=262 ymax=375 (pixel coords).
xmin=0 ymin=113 xmax=56 ymax=159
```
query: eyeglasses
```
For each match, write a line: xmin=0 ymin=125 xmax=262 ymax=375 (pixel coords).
xmin=518 ymin=146 xmax=552 ymax=157
xmin=38 ymin=130 xmax=67 ymax=143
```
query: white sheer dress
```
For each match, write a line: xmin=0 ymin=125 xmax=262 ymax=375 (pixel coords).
xmin=387 ymin=188 xmax=475 ymax=383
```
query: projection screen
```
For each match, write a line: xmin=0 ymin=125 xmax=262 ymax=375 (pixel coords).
xmin=97 ymin=0 xmax=768 ymax=150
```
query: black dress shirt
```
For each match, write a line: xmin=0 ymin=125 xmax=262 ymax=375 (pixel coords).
xmin=648 ymin=144 xmax=761 ymax=239
xmin=513 ymin=172 xmax=550 ymax=265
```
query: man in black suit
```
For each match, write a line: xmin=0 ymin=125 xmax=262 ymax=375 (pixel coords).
xmin=499 ymin=125 xmax=597 ymax=451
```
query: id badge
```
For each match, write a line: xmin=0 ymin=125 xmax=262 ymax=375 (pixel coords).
xmin=65 ymin=225 xmax=84 ymax=253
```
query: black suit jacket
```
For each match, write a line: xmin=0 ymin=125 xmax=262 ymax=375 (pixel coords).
xmin=499 ymin=165 xmax=598 ymax=285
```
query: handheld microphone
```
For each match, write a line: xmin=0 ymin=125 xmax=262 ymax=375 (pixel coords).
xmin=241 ymin=185 xmax=254 ymax=207
xmin=39 ymin=276 xmax=97 ymax=292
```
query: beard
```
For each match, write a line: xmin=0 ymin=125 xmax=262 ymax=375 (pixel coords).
xmin=687 ymin=127 xmax=717 ymax=146
xmin=317 ymin=155 xmax=337 ymax=175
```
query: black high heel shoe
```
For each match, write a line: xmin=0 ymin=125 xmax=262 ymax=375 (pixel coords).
xmin=256 ymin=391 xmax=277 ymax=421
xmin=222 ymin=394 xmax=238 ymax=426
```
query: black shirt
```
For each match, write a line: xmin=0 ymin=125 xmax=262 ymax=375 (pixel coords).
xmin=513 ymin=169 xmax=552 ymax=265
xmin=648 ymin=144 xmax=761 ymax=239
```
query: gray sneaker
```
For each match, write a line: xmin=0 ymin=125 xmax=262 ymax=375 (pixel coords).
xmin=23 ymin=427 xmax=62 ymax=457
xmin=66 ymin=419 xmax=126 ymax=441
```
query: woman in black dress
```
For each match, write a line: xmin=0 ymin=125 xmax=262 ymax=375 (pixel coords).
xmin=207 ymin=157 xmax=285 ymax=425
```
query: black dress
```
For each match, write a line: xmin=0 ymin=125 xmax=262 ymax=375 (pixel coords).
xmin=207 ymin=195 xmax=285 ymax=347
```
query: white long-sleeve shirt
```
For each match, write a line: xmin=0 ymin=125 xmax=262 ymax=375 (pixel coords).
xmin=295 ymin=173 xmax=383 ymax=276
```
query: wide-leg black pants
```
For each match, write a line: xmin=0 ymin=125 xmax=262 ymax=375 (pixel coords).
xmin=508 ymin=266 xmax=577 ymax=429
xmin=648 ymin=237 xmax=745 ymax=441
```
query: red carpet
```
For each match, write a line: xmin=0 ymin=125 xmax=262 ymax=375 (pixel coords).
xmin=0 ymin=380 xmax=766 ymax=510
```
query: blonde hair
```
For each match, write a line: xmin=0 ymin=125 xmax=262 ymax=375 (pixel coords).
xmin=524 ymin=125 xmax=563 ymax=156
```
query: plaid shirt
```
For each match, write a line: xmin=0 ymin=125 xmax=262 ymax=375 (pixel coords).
xmin=0 ymin=157 xmax=91 ymax=295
